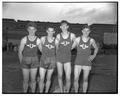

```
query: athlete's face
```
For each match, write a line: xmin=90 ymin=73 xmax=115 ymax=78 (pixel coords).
xmin=60 ymin=23 xmax=69 ymax=32
xmin=47 ymin=28 xmax=55 ymax=36
xmin=27 ymin=26 xmax=37 ymax=36
xmin=82 ymin=28 xmax=91 ymax=37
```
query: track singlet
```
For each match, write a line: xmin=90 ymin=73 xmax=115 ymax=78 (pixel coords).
xmin=56 ymin=32 xmax=72 ymax=63
xmin=77 ymin=37 xmax=91 ymax=56
xmin=42 ymin=37 xmax=56 ymax=57
xmin=23 ymin=36 xmax=38 ymax=57
xmin=58 ymin=33 xmax=72 ymax=54
xmin=75 ymin=36 xmax=92 ymax=66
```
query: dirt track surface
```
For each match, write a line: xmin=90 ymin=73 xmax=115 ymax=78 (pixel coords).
xmin=2 ymin=52 xmax=117 ymax=94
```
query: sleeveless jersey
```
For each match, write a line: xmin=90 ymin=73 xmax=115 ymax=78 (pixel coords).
xmin=22 ymin=36 xmax=38 ymax=57
xmin=77 ymin=37 xmax=91 ymax=56
xmin=57 ymin=33 xmax=72 ymax=55
xmin=56 ymin=32 xmax=72 ymax=63
xmin=75 ymin=37 xmax=92 ymax=66
xmin=42 ymin=37 xmax=56 ymax=57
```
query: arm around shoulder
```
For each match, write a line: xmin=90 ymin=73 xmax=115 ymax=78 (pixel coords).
xmin=55 ymin=34 xmax=60 ymax=50
xmin=37 ymin=38 xmax=42 ymax=52
xmin=55 ymin=34 xmax=60 ymax=45
xmin=40 ymin=36 xmax=46 ymax=45
xmin=71 ymin=33 xmax=76 ymax=42
xmin=71 ymin=37 xmax=80 ymax=50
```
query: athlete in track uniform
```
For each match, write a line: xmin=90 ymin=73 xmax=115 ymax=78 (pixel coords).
xmin=55 ymin=20 xmax=76 ymax=93
xmin=18 ymin=22 xmax=41 ymax=93
xmin=39 ymin=27 xmax=56 ymax=93
xmin=72 ymin=25 xmax=98 ymax=93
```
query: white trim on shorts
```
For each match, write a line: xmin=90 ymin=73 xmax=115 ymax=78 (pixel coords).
xmin=75 ymin=65 xmax=92 ymax=70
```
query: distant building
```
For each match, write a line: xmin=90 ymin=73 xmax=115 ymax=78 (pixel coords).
xmin=2 ymin=18 xmax=117 ymax=45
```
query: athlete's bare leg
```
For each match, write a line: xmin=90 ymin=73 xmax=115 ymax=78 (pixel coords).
xmin=57 ymin=62 xmax=63 ymax=93
xmin=64 ymin=62 xmax=71 ymax=93
xmin=39 ymin=67 xmax=46 ymax=93
xmin=22 ymin=68 xmax=30 ymax=93
xmin=30 ymin=68 xmax=38 ymax=93
xmin=45 ymin=69 xmax=54 ymax=93
xmin=74 ymin=65 xmax=82 ymax=93
xmin=83 ymin=69 xmax=91 ymax=93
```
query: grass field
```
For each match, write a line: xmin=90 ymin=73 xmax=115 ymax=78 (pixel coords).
xmin=2 ymin=51 xmax=117 ymax=94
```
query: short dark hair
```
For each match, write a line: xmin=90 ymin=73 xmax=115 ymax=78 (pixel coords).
xmin=60 ymin=20 xmax=69 ymax=25
xmin=82 ymin=24 xmax=90 ymax=30
xmin=46 ymin=25 xmax=54 ymax=30
xmin=26 ymin=21 xmax=37 ymax=29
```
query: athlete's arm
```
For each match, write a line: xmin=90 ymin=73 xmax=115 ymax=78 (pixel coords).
xmin=55 ymin=34 xmax=60 ymax=50
xmin=37 ymin=38 xmax=42 ymax=52
xmin=89 ymin=38 xmax=99 ymax=61
xmin=39 ymin=36 xmax=45 ymax=52
xmin=71 ymin=33 xmax=76 ymax=42
xmin=18 ymin=36 xmax=26 ymax=63
xmin=71 ymin=37 xmax=80 ymax=50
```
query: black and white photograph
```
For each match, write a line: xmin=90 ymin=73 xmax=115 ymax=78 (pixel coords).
xmin=2 ymin=1 xmax=118 ymax=94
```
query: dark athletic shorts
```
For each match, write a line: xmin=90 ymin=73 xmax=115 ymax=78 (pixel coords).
xmin=75 ymin=54 xmax=92 ymax=66
xmin=56 ymin=52 xmax=71 ymax=63
xmin=40 ymin=56 xmax=56 ymax=69
xmin=21 ymin=56 xmax=40 ymax=69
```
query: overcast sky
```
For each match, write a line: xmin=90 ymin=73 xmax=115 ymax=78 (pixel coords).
xmin=3 ymin=2 xmax=117 ymax=24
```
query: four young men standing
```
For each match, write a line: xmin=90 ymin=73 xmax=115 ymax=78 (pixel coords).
xmin=18 ymin=21 xmax=98 ymax=93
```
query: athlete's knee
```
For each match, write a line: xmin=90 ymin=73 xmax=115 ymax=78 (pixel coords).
xmin=46 ymin=75 xmax=51 ymax=81
xmin=83 ymin=78 xmax=88 ymax=83
xmin=23 ymin=79 xmax=29 ymax=84
xmin=46 ymin=79 xmax=51 ymax=84
xmin=40 ymin=78 xmax=44 ymax=82
xmin=66 ymin=72 xmax=71 ymax=80
xmin=31 ymin=79 xmax=36 ymax=84
xmin=40 ymin=76 xmax=45 ymax=82
xmin=58 ymin=75 xmax=62 ymax=79
xmin=66 ymin=76 xmax=71 ymax=82
xmin=23 ymin=77 xmax=29 ymax=83
xmin=74 ymin=77 xmax=79 ymax=83
xmin=58 ymin=74 xmax=62 ymax=79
